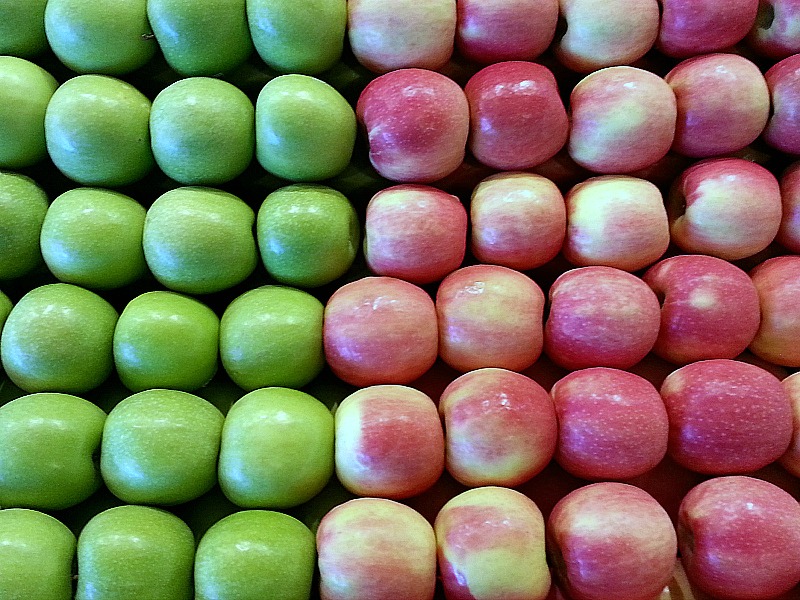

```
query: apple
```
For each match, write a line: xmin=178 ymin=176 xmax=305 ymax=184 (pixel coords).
xmin=0 ymin=291 xmax=11 ymax=332
xmin=435 ymin=486 xmax=551 ymax=600
xmin=363 ymin=184 xmax=467 ymax=284
xmin=660 ymin=358 xmax=794 ymax=474
xmin=0 ymin=0 xmax=48 ymax=57
xmin=194 ymin=510 xmax=316 ymax=600
xmin=780 ymin=372 xmax=800 ymax=476
xmin=746 ymin=0 xmax=800 ymax=58
xmin=317 ymin=497 xmax=437 ymax=600
xmin=439 ymin=368 xmax=557 ymax=487
xmin=335 ymin=385 xmax=443 ymax=499
xmin=563 ymin=175 xmax=670 ymax=272
xmin=657 ymin=0 xmax=760 ymax=57
xmin=777 ymin=161 xmax=800 ymax=252
xmin=0 ymin=171 xmax=48 ymax=280
xmin=763 ymin=54 xmax=800 ymax=155
xmin=678 ymin=476 xmax=800 ymax=600
xmin=150 ymin=77 xmax=255 ymax=185
xmin=568 ymin=66 xmax=677 ymax=174
xmin=218 ymin=386 xmax=334 ymax=509
xmin=355 ymin=68 xmax=470 ymax=183
xmin=749 ymin=255 xmax=800 ymax=367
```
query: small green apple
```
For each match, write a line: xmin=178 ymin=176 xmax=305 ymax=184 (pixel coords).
xmin=143 ymin=186 xmax=257 ymax=295
xmin=195 ymin=510 xmax=316 ymax=600
xmin=0 ymin=56 xmax=58 ymax=169
xmin=218 ymin=387 xmax=334 ymax=508
xmin=220 ymin=285 xmax=324 ymax=390
xmin=0 ymin=290 xmax=11 ymax=332
xmin=256 ymin=184 xmax=359 ymax=287
xmin=45 ymin=75 xmax=154 ymax=187
xmin=0 ymin=0 xmax=48 ymax=57
xmin=0 ymin=509 xmax=76 ymax=600
xmin=0 ymin=172 xmax=48 ymax=280
xmin=0 ymin=283 xmax=118 ymax=394
xmin=40 ymin=187 xmax=147 ymax=290
xmin=256 ymin=74 xmax=356 ymax=181
xmin=76 ymin=505 xmax=194 ymax=600
xmin=0 ymin=392 xmax=106 ymax=510
xmin=100 ymin=389 xmax=224 ymax=505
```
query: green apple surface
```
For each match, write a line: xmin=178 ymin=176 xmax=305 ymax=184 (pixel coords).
xmin=76 ymin=505 xmax=194 ymax=600
xmin=0 ymin=172 xmax=48 ymax=280
xmin=100 ymin=389 xmax=224 ymax=505
xmin=0 ymin=393 xmax=106 ymax=510
xmin=247 ymin=0 xmax=346 ymax=74
xmin=0 ymin=0 xmax=48 ymax=57
xmin=0 ymin=509 xmax=76 ymax=600
xmin=44 ymin=0 xmax=156 ymax=74
xmin=150 ymin=77 xmax=255 ymax=185
xmin=256 ymin=184 xmax=359 ymax=287
xmin=45 ymin=75 xmax=154 ymax=187
xmin=218 ymin=387 xmax=334 ymax=508
xmin=1 ymin=283 xmax=118 ymax=394
xmin=0 ymin=56 xmax=58 ymax=169
xmin=220 ymin=285 xmax=324 ymax=390
xmin=40 ymin=187 xmax=147 ymax=290
xmin=195 ymin=510 xmax=315 ymax=600
xmin=143 ymin=186 xmax=257 ymax=294
xmin=0 ymin=290 xmax=11 ymax=332
xmin=255 ymin=74 xmax=356 ymax=181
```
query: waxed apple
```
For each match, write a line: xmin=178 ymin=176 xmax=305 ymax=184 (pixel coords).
xmin=0 ymin=172 xmax=48 ymax=280
xmin=778 ymin=162 xmax=800 ymax=252
xmin=746 ymin=0 xmax=800 ymax=58
xmin=780 ymin=372 xmax=800 ymax=476
xmin=657 ymin=0 xmax=759 ymax=57
xmin=0 ymin=0 xmax=48 ymax=57
xmin=764 ymin=54 xmax=800 ymax=155
xmin=749 ymin=256 xmax=800 ymax=367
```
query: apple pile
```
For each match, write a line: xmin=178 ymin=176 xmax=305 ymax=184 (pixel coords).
xmin=2 ymin=0 xmax=800 ymax=599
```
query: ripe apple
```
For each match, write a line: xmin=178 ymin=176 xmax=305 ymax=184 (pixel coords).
xmin=777 ymin=161 xmax=800 ymax=252
xmin=657 ymin=0 xmax=760 ymax=57
xmin=0 ymin=171 xmax=48 ymax=280
xmin=746 ymin=0 xmax=800 ymax=58
xmin=749 ymin=255 xmax=800 ymax=367
xmin=780 ymin=372 xmax=800 ymax=477
xmin=763 ymin=53 xmax=800 ymax=155
xmin=0 ymin=0 xmax=48 ymax=57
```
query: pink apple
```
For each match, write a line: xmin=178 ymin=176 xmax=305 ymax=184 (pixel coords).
xmin=363 ymin=185 xmax=467 ymax=285
xmin=547 ymin=482 xmax=677 ymax=600
xmin=464 ymin=61 xmax=568 ymax=170
xmin=666 ymin=53 xmax=770 ymax=158
xmin=746 ymin=0 xmax=800 ymax=58
xmin=347 ymin=0 xmax=455 ymax=73
xmin=678 ymin=476 xmax=800 ymax=600
xmin=544 ymin=266 xmax=661 ymax=370
xmin=469 ymin=172 xmax=566 ymax=271
xmin=439 ymin=368 xmax=557 ymax=487
xmin=323 ymin=276 xmax=438 ymax=387
xmin=456 ymin=0 xmax=558 ymax=63
xmin=660 ymin=359 xmax=794 ymax=474
xmin=435 ymin=486 xmax=551 ymax=600
xmin=780 ymin=372 xmax=800 ymax=476
xmin=667 ymin=158 xmax=782 ymax=260
xmin=356 ymin=68 xmax=469 ymax=183
xmin=657 ymin=0 xmax=760 ymax=57
xmin=763 ymin=54 xmax=800 ymax=155
xmin=642 ymin=254 xmax=762 ymax=365
xmin=749 ymin=255 xmax=800 ymax=367
xmin=436 ymin=264 xmax=545 ymax=373
xmin=777 ymin=161 xmax=800 ymax=252
xmin=563 ymin=175 xmax=669 ymax=272
xmin=568 ymin=66 xmax=677 ymax=174
xmin=317 ymin=497 xmax=436 ymax=600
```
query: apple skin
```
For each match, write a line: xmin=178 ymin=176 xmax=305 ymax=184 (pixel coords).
xmin=660 ymin=359 xmax=794 ymax=474
xmin=364 ymin=184 xmax=467 ymax=285
xmin=317 ymin=497 xmax=437 ymax=600
xmin=435 ymin=486 xmax=551 ymax=600
xmin=763 ymin=54 xmax=800 ymax=155
xmin=777 ymin=161 xmax=800 ymax=252
xmin=749 ymin=255 xmax=800 ymax=367
xmin=563 ymin=175 xmax=669 ymax=272
xmin=568 ymin=66 xmax=677 ymax=174
xmin=544 ymin=266 xmax=661 ymax=371
xmin=678 ymin=476 xmax=800 ymax=600
xmin=547 ymin=482 xmax=677 ymax=600
xmin=0 ymin=0 xmax=48 ymax=57
xmin=439 ymin=368 xmax=557 ymax=487
xmin=323 ymin=276 xmax=439 ymax=387
xmin=356 ymin=68 xmax=470 ymax=183
xmin=642 ymin=254 xmax=762 ymax=365
xmin=0 ymin=172 xmax=49 ymax=281
xmin=747 ymin=0 xmax=800 ymax=58
xmin=780 ymin=372 xmax=800 ymax=477
xmin=0 ymin=291 xmax=11 ymax=333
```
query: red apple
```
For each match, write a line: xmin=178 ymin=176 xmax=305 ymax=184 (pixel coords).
xmin=749 ymin=255 xmax=800 ymax=367
xmin=777 ymin=161 xmax=800 ymax=252
xmin=763 ymin=54 xmax=800 ymax=155
xmin=746 ymin=0 xmax=800 ymax=58
xmin=780 ymin=371 xmax=800 ymax=477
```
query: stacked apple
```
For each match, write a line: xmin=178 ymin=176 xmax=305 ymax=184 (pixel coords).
xmin=2 ymin=0 xmax=800 ymax=599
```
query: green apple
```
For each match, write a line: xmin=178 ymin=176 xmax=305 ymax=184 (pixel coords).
xmin=0 ymin=172 xmax=48 ymax=280
xmin=147 ymin=0 xmax=253 ymax=76
xmin=45 ymin=75 xmax=154 ymax=187
xmin=0 ymin=0 xmax=48 ymax=57
xmin=39 ymin=187 xmax=147 ymax=290
xmin=113 ymin=291 xmax=220 ymax=392
xmin=248 ymin=0 xmax=346 ymax=75
xmin=0 ymin=392 xmax=106 ymax=510
xmin=256 ymin=184 xmax=359 ymax=287
xmin=0 ymin=509 xmax=76 ymax=600
xmin=0 ymin=56 xmax=58 ymax=169
xmin=255 ymin=74 xmax=356 ymax=181
xmin=143 ymin=186 xmax=257 ymax=294
xmin=100 ymin=389 xmax=224 ymax=505
xmin=0 ymin=290 xmax=11 ymax=332
xmin=218 ymin=386 xmax=334 ymax=508
xmin=0 ymin=283 xmax=118 ymax=394
xmin=76 ymin=505 xmax=194 ymax=600
xmin=195 ymin=510 xmax=316 ymax=600
xmin=220 ymin=285 xmax=324 ymax=390
xmin=44 ymin=0 xmax=156 ymax=74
